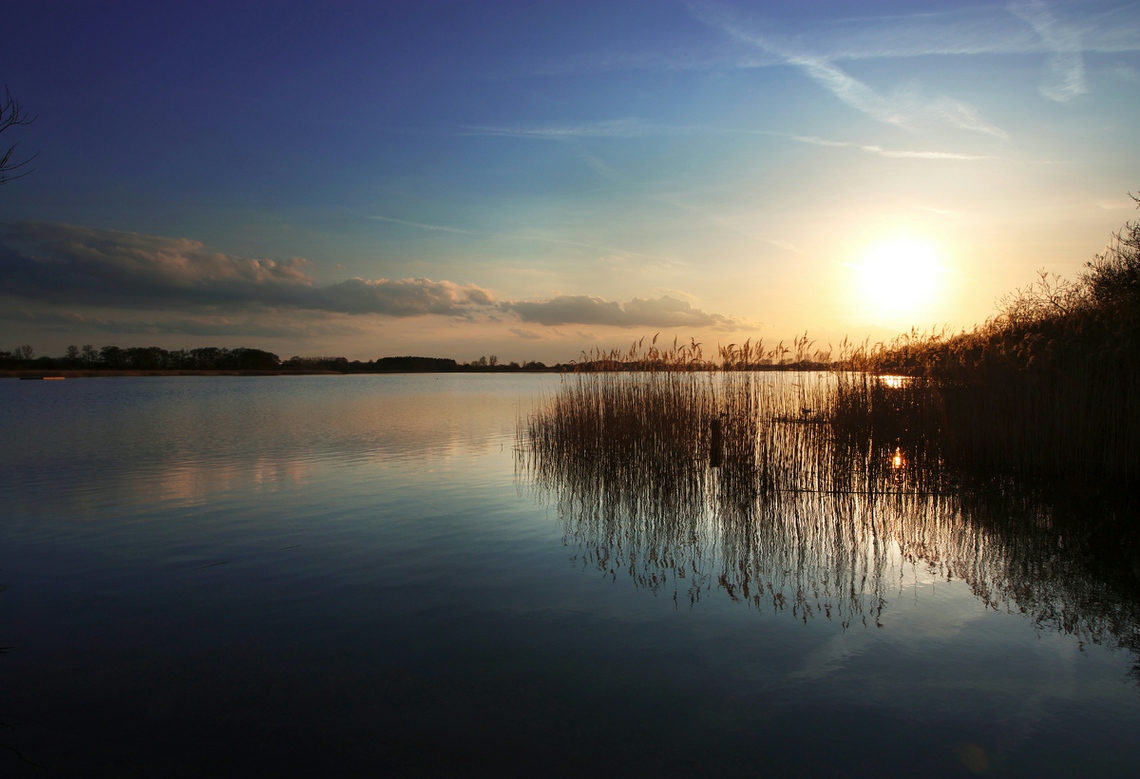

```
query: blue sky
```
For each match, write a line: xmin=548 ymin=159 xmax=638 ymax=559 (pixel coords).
xmin=2 ymin=0 xmax=1138 ymax=363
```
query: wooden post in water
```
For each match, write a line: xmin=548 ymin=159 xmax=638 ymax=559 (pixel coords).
xmin=710 ymin=416 xmax=724 ymax=468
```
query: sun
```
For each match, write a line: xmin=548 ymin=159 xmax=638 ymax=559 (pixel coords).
xmin=855 ymin=238 xmax=944 ymax=317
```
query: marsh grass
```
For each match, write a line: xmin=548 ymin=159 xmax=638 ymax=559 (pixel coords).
xmin=834 ymin=203 xmax=1140 ymax=482
xmin=517 ymin=338 xmax=1140 ymax=669
xmin=833 ymin=336 xmax=1140 ymax=482
xmin=519 ymin=338 xmax=964 ymax=624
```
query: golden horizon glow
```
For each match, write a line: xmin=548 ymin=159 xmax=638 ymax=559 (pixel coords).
xmin=855 ymin=238 xmax=946 ymax=320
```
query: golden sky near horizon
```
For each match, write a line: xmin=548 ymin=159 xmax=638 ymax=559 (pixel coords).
xmin=2 ymin=1 xmax=1138 ymax=363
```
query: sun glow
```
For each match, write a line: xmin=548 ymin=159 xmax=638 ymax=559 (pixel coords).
xmin=855 ymin=238 xmax=945 ymax=317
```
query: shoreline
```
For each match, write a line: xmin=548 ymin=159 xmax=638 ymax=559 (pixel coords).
xmin=0 ymin=369 xmax=342 ymax=378
xmin=0 ymin=368 xmax=568 ymax=378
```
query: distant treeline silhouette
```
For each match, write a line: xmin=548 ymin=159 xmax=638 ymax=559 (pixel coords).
xmin=0 ymin=345 xmax=282 ymax=371
xmin=0 ymin=345 xmax=558 ymax=373
xmin=369 ymin=355 xmax=553 ymax=372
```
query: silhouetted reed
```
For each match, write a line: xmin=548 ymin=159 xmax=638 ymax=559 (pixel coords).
xmin=517 ymin=345 xmax=1140 ymax=676
xmin=833 ymin=203 xmax=1140 ymax=482
xmin=833 ymin=334 xmax=1140 ymax=482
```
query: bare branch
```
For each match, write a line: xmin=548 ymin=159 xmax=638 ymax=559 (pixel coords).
xmin=1 ymin=86 xmax=38 ymax=184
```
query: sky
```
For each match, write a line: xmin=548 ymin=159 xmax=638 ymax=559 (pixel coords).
xmin=1 ymin=0 xmax=1138 ymax=364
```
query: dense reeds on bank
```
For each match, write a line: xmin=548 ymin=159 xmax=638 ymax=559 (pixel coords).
xmin=517 ymin=346 xmax=1140 ymax=662
xmin=837 ymin=202 xmax=1140 ymax=483
xmin=829 ymin=363 xmax=1139 ymax=482
xmin=538 ymin=196 xmax=1140 ymax=484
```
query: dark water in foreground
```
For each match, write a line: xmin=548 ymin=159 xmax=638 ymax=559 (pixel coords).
xmin=1 ymin=374 xmax=1138 ymax=776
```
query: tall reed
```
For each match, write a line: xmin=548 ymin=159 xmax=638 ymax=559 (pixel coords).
xmin=518 ymin=359 xmax=1140 ymax=668
xmin=833 ymin=313 xmax=1140 ymax=482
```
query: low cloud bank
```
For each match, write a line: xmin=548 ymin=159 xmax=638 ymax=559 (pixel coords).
xmin=0 ymin=221 xmax=495 ymax=317
xmin=504 ymin=294 xmax=736 ymax=329
xmin=0 ymin=221 xmax=742 ymax=331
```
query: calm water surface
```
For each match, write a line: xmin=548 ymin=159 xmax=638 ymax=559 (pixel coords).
xmin=2 ymin=374 xmax=1138 ymax=776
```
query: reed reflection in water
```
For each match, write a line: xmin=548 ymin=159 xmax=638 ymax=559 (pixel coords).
xmin=518 ymin=370 xmax=1140 ymax=678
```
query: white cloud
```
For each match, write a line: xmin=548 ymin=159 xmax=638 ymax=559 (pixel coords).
xmin=791 ymin=135 xmax=995 ymax=160
xmin=688 ymin=1 xmax=1140 ymax=128
xmin=809 ymin=61 xmax=1013 ymax=136
xmin=1010 ymin=1 xmax=1088 ymax=101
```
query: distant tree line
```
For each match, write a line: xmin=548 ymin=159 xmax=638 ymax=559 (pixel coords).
xmin=283 ymin=354 xmax=557 ymax=373
xmin=1 ymin=338 xmax=833 ymax=375
xmin=374 ymin=356 xmax=459 ymax=372
xmin=0 ymin=345 xmax=281 ymax=371
xmin=0 ymin=345 xmax=560 ymax=373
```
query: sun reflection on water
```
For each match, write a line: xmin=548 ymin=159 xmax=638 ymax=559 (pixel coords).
xmin=879 ymin=375 xmax=910 ymax=389
xmin=891 ymin=447 xmax=905 ymax=470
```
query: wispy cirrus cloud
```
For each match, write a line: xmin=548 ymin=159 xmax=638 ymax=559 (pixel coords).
xmin=464 ymin=116 xmax=1005 ymax=163
xmin=687 ymin=1 xmax=1140 ymax=131
xmin=791 ymin=135 xmax=996 ymax=160
xmin=367 ymin=215 xmax=479 ymax=235
xmin=368 ymin=208 xmax=673 ymax=267
xmin=692 ymin=4 xmax=1011 ymax=138
xmin=546 ymin=2 xmax=1138 ymax=78
xmin=463 ymin=118 xmax=796 ymax=143
xmin=714 ymin=4 xmax=1121 ymax=62
xmin=460 ymin=118 xmax=700 ymax=140
xmin=1010 ymin=0 xmax=1087 ymax=101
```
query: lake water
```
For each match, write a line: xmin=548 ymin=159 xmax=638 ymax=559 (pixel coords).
xmin=2 ymin=374 xmax=1139 ymax=776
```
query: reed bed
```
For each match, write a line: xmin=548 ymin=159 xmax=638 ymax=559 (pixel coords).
xmin=517 ymin=337 xmax=1140 ymax=667
xmin=521 ymin=339 xmax=968 ymax=625
xmin=833 ymin=206 xmax=1140 ymax=483
xmin=833 ymin=340 xmax=1140 ymax=483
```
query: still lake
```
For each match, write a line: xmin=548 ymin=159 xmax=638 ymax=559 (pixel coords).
xmin=2 ymin=374 xmax=1138 ymax=776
